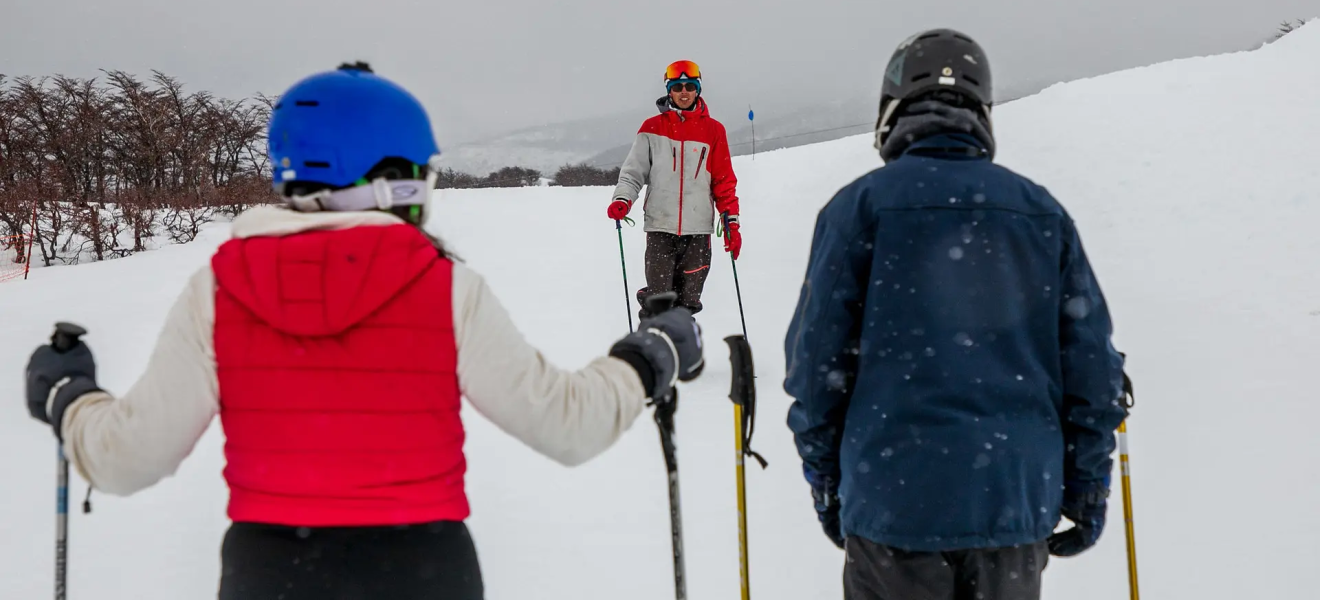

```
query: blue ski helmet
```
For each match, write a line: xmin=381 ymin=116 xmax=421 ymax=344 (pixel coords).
xmin=268 ymin=62 xmax=440 ymax=194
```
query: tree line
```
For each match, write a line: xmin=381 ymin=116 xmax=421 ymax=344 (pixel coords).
xmin=0 ymin=71 xmax=273 ymax=266
xmin=435 ymin=163 xmax=621 ymax=189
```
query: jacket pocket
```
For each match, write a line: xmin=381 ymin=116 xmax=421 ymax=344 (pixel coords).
xmin=695 ymin=147 xmax=707 ymax=176
xmin=672 ymin=147 xmax=677 ymax=172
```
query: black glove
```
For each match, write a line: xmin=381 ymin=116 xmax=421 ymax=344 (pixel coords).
xmin=1048 ymin=478 xmax=1110 ymax=557
xmin=609 ymin=292 xmax=704 ymax=399
xmin=805 ymin=466 xmax=845 ymax=549
xmin=26 ymin=325 xmax=102 ymax=440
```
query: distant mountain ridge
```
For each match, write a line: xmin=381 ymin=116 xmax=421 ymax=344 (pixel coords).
xmin=440 ymin=77 xmax=1074 ymax=177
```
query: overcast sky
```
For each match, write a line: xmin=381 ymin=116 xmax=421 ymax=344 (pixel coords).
xmin=1 ymin=1 xmax=1312 ymax=144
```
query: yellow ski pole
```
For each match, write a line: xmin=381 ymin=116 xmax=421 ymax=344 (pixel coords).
xmin=1117 ymin=365 xmax=1139 ymax=600
xmin=733 ymin=403 xmax=751 ymax=600
xmin=725 ymin=336 xmax=766 ymax=600
xmin=1118 ymin=420 xmax=1139 ymax=600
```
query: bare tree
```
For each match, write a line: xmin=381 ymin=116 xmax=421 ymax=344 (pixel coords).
xmin=552 ymin=163 xmax=621 ymax=187
xmin=479 ymin=166 xmax=542 ymax=188
xmin=0 ymin=71 xmax=277 ymax=266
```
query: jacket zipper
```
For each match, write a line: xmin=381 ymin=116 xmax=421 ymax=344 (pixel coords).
xmin=677 ymin=140 xmax=685 ymax=235
xmin=695 ymin=147 xmax=707 ymax=175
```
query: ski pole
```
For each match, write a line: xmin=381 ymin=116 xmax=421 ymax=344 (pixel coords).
xmin=725 ymin=336 xmax=767 ymax=600
xmin=1117 ymin=367 xmax=1139 ymax=600
xmin=56 ymin=449 xmax=68 ymax=600
xmin=643 ymin=293 xmax=685 ymax=600
xmin=615 ymin=219 xmax=634 ymax=333
xmin=719 ymin=213 xmax=749 ymax=340
xmin=49 ymin=322 xmax=86 ymax=600
xmin=654 ymin=388 xmax=685 ymax=600
xmin=1119 ymin=421 xmax=1139 ymax=600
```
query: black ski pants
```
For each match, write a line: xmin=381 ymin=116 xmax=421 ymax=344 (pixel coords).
xmin=843 ymin=537 xmax=1049 ymax=600
xmin=219 ymin=520 xmax=483 ymax=600
xmin=638 ymin=232 xmax=711 ymax=319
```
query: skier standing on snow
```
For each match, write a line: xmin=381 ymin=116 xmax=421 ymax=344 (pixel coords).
xmin=608 ymin=60 xmax=741 ymax=320
xmin=23 ymin=62 xmax=705 ymax=600
xmin=784 ymin=30 xmax=1128 ymax=599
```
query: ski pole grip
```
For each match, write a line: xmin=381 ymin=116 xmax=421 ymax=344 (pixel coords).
xmin=724 ymin=335 xmax=754 ymax=407
xmin=51 ymin=322 xmax=87 ymax=354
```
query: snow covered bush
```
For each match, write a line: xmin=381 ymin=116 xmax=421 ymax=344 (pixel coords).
xmin=1273 ymin=19 xmax=1313 ymax=41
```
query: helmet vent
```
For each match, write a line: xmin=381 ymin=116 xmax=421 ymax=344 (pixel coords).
xmin=963 ymin=75 xmax=982 ymax=86
xmin=910 ymin=73 xmax=932 ymax=83
xmin=918 ymin=32 xmax=941 ymax=40
xmin=294 ymin=100 xmax=320 ymax=107
xmin=304 ymin=161 xmax=331 ymax=168
xmin=953 ymin=34 xmax=974 ymax=43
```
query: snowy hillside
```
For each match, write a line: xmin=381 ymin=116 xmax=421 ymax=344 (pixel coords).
xmin=439 ymin=109 xmax=648 ymax=176
xmin=3 ymin=22 xmax=1320 ymax=599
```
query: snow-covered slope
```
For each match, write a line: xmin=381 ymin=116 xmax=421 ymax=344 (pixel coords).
xmin=3 ymin=22 xmax=1319 ymax=599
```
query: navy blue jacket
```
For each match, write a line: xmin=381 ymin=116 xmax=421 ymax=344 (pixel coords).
xmin=785 ymin=134 xmax=1127 ymax=551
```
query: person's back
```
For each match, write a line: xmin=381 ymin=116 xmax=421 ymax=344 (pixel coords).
xmin=785 ymin=30 xmax=1127 ymax=600
xmin=212 ymin=217 xmax=467 ymax=526
xmin=793 ymin=132 xmax=1105 ymax=548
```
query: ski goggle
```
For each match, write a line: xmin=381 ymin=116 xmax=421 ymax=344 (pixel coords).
xmin=668 ymin=82 xmax=699 ymax=93
xmin=664 ymin=60 xmax=701 ymax=81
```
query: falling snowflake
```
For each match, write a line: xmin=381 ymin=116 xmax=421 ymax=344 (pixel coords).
xmin=1065 ymin=297 xmax=1092 ymax=319
xmin=826 ymin=370 xmax=848 ymax=391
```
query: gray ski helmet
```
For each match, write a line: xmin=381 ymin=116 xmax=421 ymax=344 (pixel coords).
xmin=876 ymin=29 xmax=992 ymax=144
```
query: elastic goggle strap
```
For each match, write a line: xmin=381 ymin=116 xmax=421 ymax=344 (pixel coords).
xmin=874 ymin=99 xmax=903 ymax=151
xmin=288 ymin=172 xmax=435 ymax=213
xmin=287 ymin=159 xmax=439 ymax=213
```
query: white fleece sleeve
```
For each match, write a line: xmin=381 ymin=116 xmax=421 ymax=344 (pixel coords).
xmin=61 ymin=267 xmax=219 ymax=496
xmin=453 ymin=263 xmax=647 ymax=466
xmin=611 ymin=133 xmax=652 ymax=202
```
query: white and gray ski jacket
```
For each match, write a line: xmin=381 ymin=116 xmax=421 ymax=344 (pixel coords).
xmin=612 ymin=98 xmax=740 ymax=236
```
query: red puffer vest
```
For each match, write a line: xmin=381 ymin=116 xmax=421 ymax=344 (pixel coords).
xmin=210 ymin=223 xmax=467 ymax=527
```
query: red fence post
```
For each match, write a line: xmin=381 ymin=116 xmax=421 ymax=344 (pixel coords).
xmin=23 ymin=200 xmax=37 ymax=280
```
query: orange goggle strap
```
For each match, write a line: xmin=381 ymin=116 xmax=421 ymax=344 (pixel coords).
xmin=664 ymin=60 xmax=701 ymax=81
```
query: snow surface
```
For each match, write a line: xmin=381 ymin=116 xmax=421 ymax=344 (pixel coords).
xmin=3 ymin=23 xmax=1320 ymax=599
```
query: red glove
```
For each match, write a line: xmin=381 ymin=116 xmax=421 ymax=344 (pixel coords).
xmin=607 ymin=199 xmax=632 ymax=220
xmin=724 ymin=221 xmax=742 ymax=260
